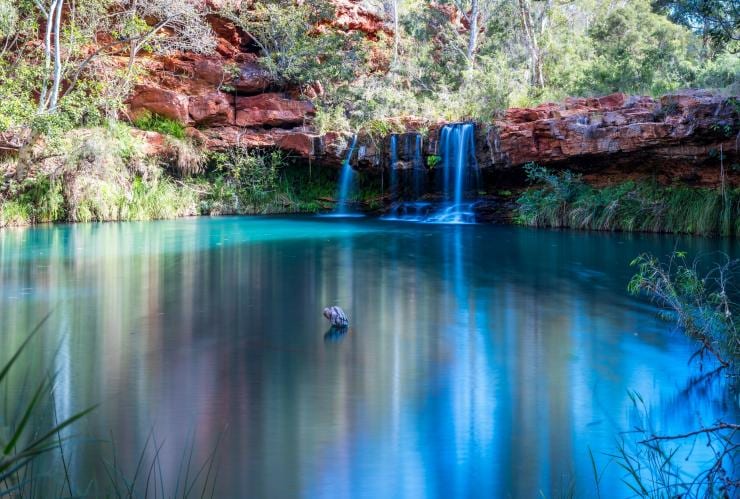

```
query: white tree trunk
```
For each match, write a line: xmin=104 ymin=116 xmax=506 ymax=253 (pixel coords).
xmin=517 ymin=0 xmax=544 ymax=88
xmin=37 ymin=0 xmax=57 ymax=112
xmin=48 ymin=0 xmax=64 ymax=111
xmin=467 ymin=0 xmax=479 ymax=65
xmin=392 ymin=0 xmax=400 ymax=64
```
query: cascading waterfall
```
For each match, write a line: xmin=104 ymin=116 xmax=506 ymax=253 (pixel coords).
xmin=413 ymin=134 xmax=424 ymax=198
xmin=388 ymin=134 xmax=399 ymax=217
xmin=427 ymin=123 xmax=478 ymax=224
xmin=332 ymin=134 xmax=361 ymax=216
xmin=384 ymin=123 xmax=478 ymax=224
xmin=389 ymin=134 xmax=399 ymax=192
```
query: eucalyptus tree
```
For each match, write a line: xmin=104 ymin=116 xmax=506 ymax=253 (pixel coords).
xmin=447 ymin=0 xmax=498 ymax=65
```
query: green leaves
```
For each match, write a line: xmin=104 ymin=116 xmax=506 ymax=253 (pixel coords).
xmin=227 ymin=0 xmax=365 ymax=87
xmin=627 ymin=251 xmax=739 ymax=367
xmin=133 ymin=110 xmax=186 ymax=139
xmin=0 ymin=314 xmax=97 ymax=484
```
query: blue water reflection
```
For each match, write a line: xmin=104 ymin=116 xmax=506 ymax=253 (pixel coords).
xmin=0 ymin=217 xmax=737 ymax=497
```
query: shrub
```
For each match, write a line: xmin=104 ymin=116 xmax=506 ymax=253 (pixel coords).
xmin=208 ymin=148 xmax=283 ymax=210
xmin=225 ymin=0 xmax=366 ymax=86
xmin=629 ymin=251 xmax=739 ymax=367
xmin=314 ymin=104 xmax=351 ymax=135
xmin=164 ymin=137 xmax=206 ymax=177
xmin=0 ymin=175 xmax=65 ymax=227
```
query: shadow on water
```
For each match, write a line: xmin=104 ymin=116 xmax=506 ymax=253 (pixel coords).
xmin=0 ymin=216 xmax=737 ymax=497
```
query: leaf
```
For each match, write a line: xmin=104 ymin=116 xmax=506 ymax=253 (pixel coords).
xmin=0 ymin=313 xmax=51 ymax=385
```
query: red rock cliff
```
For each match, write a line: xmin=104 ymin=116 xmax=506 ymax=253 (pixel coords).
xmin=478 ymin=91 xmax=738 ymax=185
xmin=125 ymin=3 xmax=737 ymax=184
xmin=127 ymin=0 xmax=388 ymax=158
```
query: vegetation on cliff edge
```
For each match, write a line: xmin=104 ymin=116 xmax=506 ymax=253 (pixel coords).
xmin=516 ymin=163 xmax=740 ymax=237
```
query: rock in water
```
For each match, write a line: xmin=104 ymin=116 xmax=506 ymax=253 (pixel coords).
xmin=323 ymin=306 xmax=349 ymax=328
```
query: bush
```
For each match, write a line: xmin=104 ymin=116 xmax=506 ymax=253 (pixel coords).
xmin=629 ymin=251 xmax=739 ymax=367
xmin=225 ymin=0 xmax=366 ymax=86
xmin=202 ymin=148 xmax=285 ymax=214
xmin=314 ymin=104 xmax=351 ymax=135
xmin=0 ymin=176 xmax=65 ymax=227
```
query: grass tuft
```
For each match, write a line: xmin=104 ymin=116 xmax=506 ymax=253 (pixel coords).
xmin=132 ymin=111 xmax=187 ymax=139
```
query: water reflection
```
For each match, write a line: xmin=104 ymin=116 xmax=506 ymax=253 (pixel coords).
xmin=324 ymin=327 xmax=349 ymax=343
xmin=0 ymin=217 xmax=737 ymax=497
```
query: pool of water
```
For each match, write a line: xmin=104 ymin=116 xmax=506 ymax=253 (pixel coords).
xmin=0 ymin=216 xmax=737 ymax=497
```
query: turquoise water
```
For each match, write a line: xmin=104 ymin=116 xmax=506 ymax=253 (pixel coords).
xmin=0 ymin=216 xmax=737 ymax=497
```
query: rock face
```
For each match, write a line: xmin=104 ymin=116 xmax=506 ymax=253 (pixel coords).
xmin=331 ymin=0 xmax=389 ymax=39
xmin=479 ymin=92 xmax=738 ymax=181
xmin=127 ymin=1 xmax=385 ymax=157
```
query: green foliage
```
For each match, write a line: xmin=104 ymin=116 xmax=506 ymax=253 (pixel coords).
xmin=314 ymin=104 xmax=351 ymax=134
xmin=361 ymin=119 xmax=406 ymax=141
xmin=582 ymin=0 xmax=699 ymax=95
xmin=226 ymin=0 xmax=366 ymax=86
xmin=0 ymin=176 xmax=65 ymax=227
xmin=629 ymin=251 xmax=739 ymax=367
xmin=516 ymin=165 xmax=740 ymax=236
xmin=133 ymin=111 xmax=186 ymax=139
xmin=0 ymin=199 xmax=30 ymax=227
xmin=198 ymin=152 xmax=382 ymax=215
xmin=694 ymin=50 xmax=740 ymax=92
xmin=653 ymin=0 xmax=740 ymax=52
xmin=122 ymin=176 xmax=197 ymax=221
xmin=0 ymin=0 xmax=19 ymax=39
xmin=306 ymin=0 xmax=736 ymax=125
xmin=427 ymin=155 xmax=441 ymax=168
xmin=275 ymin=165 xmax=341 ymax=213
xmin=202 ymin=148 xmax=285 ymax=214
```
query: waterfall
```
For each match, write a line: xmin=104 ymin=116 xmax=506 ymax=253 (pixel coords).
xmin=390 ymin=134 xmax=398 ymax=181
xmin=427 ymin=123 xmax=478 ymax=224
xmin=381 ymin=124 xmax=478 ymax=224
xmin=413 ymin=134 xmax=424 ymax=198
xmin=389 ymin=134 xmax=399 ymax=202
xmin=332 ymin=134 xmax=360 ymax=216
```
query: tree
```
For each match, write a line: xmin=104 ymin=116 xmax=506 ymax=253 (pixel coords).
xmin=653 ymin=0 xmax=739 ymax=51
xmin=516 ymin=0 xmax=544 ymax=87
xmin=64 ymin=0 xmax=216 ymax=106
xmin=585 ymin=0 xmax=699 ymax=95
xmin=449 ymin=0 xmax=497 ymax=65
xmin=225 ymin=0 xmax=365 ymax=86
xmin=384 ymin=0 xmax=401 ymax=64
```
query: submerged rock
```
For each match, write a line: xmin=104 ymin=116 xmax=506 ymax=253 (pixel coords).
xmin=323 ymin=306 xmax=349 ymax=328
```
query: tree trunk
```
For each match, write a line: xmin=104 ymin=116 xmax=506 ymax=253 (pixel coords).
xmin=517 ymin=0 xmax=544 ymax=88
xmin=467 ymin=0 xmax=479 ymax=65
xmin=38 ymin=0 xmax=57 ymax=112
xmin=48 ymin=0 xmax=64 ymax=111
xmin=392 ymin=0 xmax=400 ymax=65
